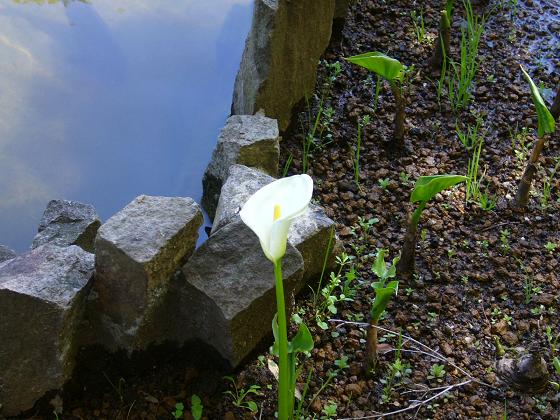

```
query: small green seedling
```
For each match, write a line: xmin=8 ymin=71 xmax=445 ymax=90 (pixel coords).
xmin=191 ymin=395 xmax=203 ymax=420
xmin=223 ymin=376 xmax=262 ymax=413
xmin=515 ymin=66 xmax=556 ymax=208
xmin=378 ymin=177 xmax=390 ymax=189
xmin=172 ymin=402 xmax=184 ymax=419
xmin=545 ymin=242 xmax=557 ymax=253
xmin=366 ymin=249 xmax=400 ymax=370
xmin=428 ymin=364 xmax=446 ymax=382
xmin=346 ymin=52 xmax=408 ymax=147
xmin=397 ymin=175 xmax=466 ymax=276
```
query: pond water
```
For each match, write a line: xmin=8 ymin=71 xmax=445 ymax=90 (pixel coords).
xmin=0 ymin=0 xmax=252 ymax=252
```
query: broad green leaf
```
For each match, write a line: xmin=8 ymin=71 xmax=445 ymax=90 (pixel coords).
xmin=372 ymin=248 xmax=388 ymax=279
xmin=290 ymin=322 xmax=314 ymax=354
xmin=520 ymin=66 xmax=556 ymax=137
xmin=370 ymin=281 xmax=399 ymax=322
xmin=272 ymin=315 xmax=314 ymax=355
xmin=410 ymin=174 xmax=467 ymax=203
xmin=346 ymin=51 xmax=404 ymax=82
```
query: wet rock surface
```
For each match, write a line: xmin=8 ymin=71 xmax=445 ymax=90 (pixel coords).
xmin=31 ymin=199 xmax=101 ymax=252
xmin=0 ymin=245 xmax=94 ymax=416
xmin=89 ymin=195 xmax=203 ymax=353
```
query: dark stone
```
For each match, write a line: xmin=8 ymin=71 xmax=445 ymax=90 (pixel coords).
xmin=31 ymin=199 xmax=101 ymax=252
xmin=0 ymin=245 xmax=94 ymax=416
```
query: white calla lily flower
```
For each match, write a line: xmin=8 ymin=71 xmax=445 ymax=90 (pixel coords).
xmin=240 ymin=174 xmax=313 ymax=263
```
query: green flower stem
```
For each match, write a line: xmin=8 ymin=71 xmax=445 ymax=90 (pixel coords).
xmin=411 ymin=201 xmax=426 ymax=228
xmin=274 ymin=260 xmax=290 ymax=420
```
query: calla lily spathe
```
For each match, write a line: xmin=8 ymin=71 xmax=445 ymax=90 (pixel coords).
xmin=240 ymin=174 xmax=313 ymax=263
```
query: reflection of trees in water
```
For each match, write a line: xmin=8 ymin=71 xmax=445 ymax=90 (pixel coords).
xmin=12 ymin=0 xmax=91 ymax=6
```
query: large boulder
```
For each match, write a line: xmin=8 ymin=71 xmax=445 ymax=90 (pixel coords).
xmin=172 ymin=220 xmax=304 ymax=367
xmin=212 ymin=164 xmax=337 ymax=282
xmin=0 ymin=245 xmax=94 ymax=417
xmin=31 ymin=199 xmax=101 ymax=252
xmin=89 ymin=195 xmax=203 ymax=352
xmin=202 ymin=114 xmax=279 ymax=219
xmin=0 ymin=245 xmax=16 ymax=263
xmin=232 ymin=0 xmax=336 ymax=131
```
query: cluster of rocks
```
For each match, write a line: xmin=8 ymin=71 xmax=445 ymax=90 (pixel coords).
xmin=0 ymin=0 xmax=347 ymax=415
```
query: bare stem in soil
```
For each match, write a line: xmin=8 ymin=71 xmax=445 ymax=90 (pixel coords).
xmin=515 ymin=137 xmax=545 ymax=208
xmin=430 ymin=10 xmax=451 ymax=71
xmin=365 ymin=320 xmax=379 ymax=371
xmin=397 ymin=203 xmax=424 ymax=277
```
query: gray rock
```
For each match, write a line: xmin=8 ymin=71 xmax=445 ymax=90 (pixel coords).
xmin=211 ymin=164 xmax=276 ymax=234
xmin=202 ymin=115 xmax=280 ymax=219
xmin=0 ymin=245 xmax=16 ymax=263
xmin=174 ymin=219 xmax=303 ymax=367
xmin=232 ymin=0 xmax=336 ymax=131
xmin=0 ymin=245 xmax=94 ymax=417
xmin=31 ymin=199 xmax=101 ymax=252
xmin=89 ymin=195 xmax=203 ymax=352
xmin=212 ymin=164 xmax=337 ymax=282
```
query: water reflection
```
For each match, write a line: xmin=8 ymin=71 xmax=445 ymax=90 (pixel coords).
xmin=0 ymin=0 xmax=252 ymax=251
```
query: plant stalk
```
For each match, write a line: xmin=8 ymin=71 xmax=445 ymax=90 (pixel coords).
xmin=397 ymin=202 xmax=425 ymax=277
xmin=430 ymin=10 xmax=451 ymax=71
xmin=515 ymin=137 xmax=545 ymax=208
xmin=274 ymin=261 xmax=290 ymax=420
xmin=365 ymin=319 xmax=379 ymax=371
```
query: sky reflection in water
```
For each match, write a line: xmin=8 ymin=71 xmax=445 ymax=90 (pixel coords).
xmin=0 ymin=0 xmax=252 ymax=251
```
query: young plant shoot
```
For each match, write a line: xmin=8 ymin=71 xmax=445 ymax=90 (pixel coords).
xmin=430 ymin=9 xmax=451 ymax=71
xmin=366 ymin=249 xmax=399 ymax=371
xmin=240 ymin=174 xmax=314 ymax=420
xmin=515 ymin=66 xmax=556 ymax=208
xmin=397 ymin=175 xmax=467 ymax=276
xmin=346 ymin=52 xmax=407 ymax=147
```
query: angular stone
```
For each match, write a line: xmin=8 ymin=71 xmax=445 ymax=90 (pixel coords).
xmin=0 ymin=245 xmax=16 ymax=263
xmin=90 ymin=195 xmax=203 ymax=352
xmin=174 ymin=220 xmax=303 ymax=367
xmin=232 ymin=0 xmax=336 ymax=131
xmin=212 ymin=164 xmax=337 ymax=282
xmin=31 ymin=199 xmax=101 ymax=252
xmin=0 ymin=245 xmax=94 ymax=417
xmin=202 ymin=115 xmax=279 ymax=219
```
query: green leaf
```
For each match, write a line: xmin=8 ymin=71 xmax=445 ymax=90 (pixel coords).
xmin=191 ymin=395 xmax=203 ymax=420
xmin=346 ymin=51 xmax=404 ymax=82
xmin=553 ymin=356 xmax=560 ymax=375
xmin=247 ymin=401 xmax=258 ymax=412
xmin=370 ymin=281 xmax=399 ymax=322
xmin=520 ymin=66 xmax=555 ymax=137
xmin=410 ymin=174 xmax=467 ymax=203
xmin=373 ymin=248 xmax=388 ymax=279
xmin=290 ymin=322 xmax=314 ymax=354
